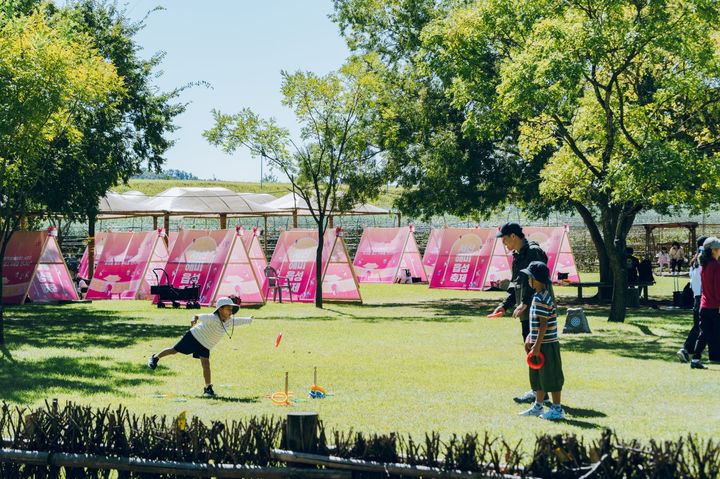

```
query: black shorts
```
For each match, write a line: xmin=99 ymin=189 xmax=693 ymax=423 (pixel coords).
xmin=174 ymin=331 xmax=210 ymax=359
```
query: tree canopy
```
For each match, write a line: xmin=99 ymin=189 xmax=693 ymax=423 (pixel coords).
xmin=334 ymin=0 xmax=720 ymax=321
xmin=205 ymin=62 xmax=385 ymax=307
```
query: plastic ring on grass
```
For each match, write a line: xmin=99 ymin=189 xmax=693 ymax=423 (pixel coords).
xmin=309 ymin=385 xmax=326 ymax=399
xmin=527 ymin=351 xmax=545 ymax=370
xmin=270 ymin=392 xmax=292 ymax=405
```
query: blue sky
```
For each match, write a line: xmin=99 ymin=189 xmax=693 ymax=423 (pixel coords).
xmin=107 ymin=1 xmax=350 ymax=181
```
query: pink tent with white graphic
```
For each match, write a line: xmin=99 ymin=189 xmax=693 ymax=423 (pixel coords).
xmin=490 ymin=226 xmax=581 ymax=284
xmin=422 ymin=228 xmax=443 ymax=277
xmin=484 ymin=232 xmax=513 ymax=288
xmin=429 ymin=228 xmax=497 ymax=290
xmin=86 ymin=230 xmax=169 ymax=300
xmin=353 ymin=226 xmax=427 ymax=283
xmin=163 ymin=229 xmax=264 ymax=305
xmin=77 ymin=232 xmax=107 ymax=280
xmin=238 ymin=226 xmax=267 ymax=292
xmin=270 ymin=228 xmax=361 ymax=303
xmin=1 ymin=230 xmax=79 ymax=304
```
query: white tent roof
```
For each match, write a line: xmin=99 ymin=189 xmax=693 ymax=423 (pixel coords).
xmin=144 ymin=187 xmax=279 ymax=215
xmin=238 ymin=192 xmax=277 ymax=204
xmin=266 ymin=192 xmax=389 ymax=216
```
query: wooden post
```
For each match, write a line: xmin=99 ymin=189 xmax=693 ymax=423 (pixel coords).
xmin=87 ymin=215 xmax=96 ymax=280
xmin=292 ymin=210 xmax=298 ymax=228
xmin=690 ymin=225 xmax=697 ymax=253
xmin=644 ymin=225 xmax=652 ymax=258
xmin=264 ymin=216 xmax=268 ymax=257
xmin=285 ymin=412 xmax=319 ymax=456
xmin=152 ymin=216 xmax=158 ymax=230
xmin=220 ymin=214 xmax=227 ymax=229
xmin=397 ymin=212 xmax=401 ymax=227
xmin=164 ymin=214 xmax=170 ymax=234
xmin=328 ymin=216 xmax=334 ymax=228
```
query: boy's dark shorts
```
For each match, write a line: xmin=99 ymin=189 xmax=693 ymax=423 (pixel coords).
xmin=529 ymin=342 xmax=564 ymax=392
xmin=174 ymin=331 xmax=210 ymax=359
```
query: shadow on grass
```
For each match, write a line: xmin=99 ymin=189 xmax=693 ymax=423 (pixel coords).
xmin=563 ymin=418 xmax=603 ymax=430
xmin=563 ymin=405 xmax=606 ymax=418
xmin=4 ymin=304 xmax=183 ymax=351
xmin=0 ymin=356 xmax=169 ymax=403
xmin=206 ymin=395 xmax=261 ymax=403
xmin=1 ymin=304 xmax=180 ymax=403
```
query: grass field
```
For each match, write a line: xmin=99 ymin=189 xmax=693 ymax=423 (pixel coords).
xmin=1 ymin=275 xmax=716 ymax=450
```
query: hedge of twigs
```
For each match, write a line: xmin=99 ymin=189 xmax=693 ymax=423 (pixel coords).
xmin=1 ymin=400 xmax=719 ymax=478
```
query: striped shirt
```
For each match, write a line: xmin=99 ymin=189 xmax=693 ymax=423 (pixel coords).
xmin=190 ymin=313 xmax=252 ymax=350
xmin=529 ymin=289 xmax=559 ymax=343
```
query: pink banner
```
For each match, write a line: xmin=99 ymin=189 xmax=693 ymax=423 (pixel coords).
xmin=86 ymin=231 xmax=166 ymax=300
xmin=270 ymin=229 xmax=360 ymax=302
xmin=353 ymin=227 xmax=427 ymax=283
xmin=522 ymin=226 xmax=580 ymax=283
xmin=27 ymin=235 xmax=79 ymax=303
xmin=1 ymin=232 xmax=44 ymax=304
xmin=270 ymin=230 xmax=319 ymax=302
xmin=484 ymin=233 xmax=512 ymax=288
xmin=422 ymin=229 xmax=443 ymax=276
xmin=78 ymin=232 xmax=107 ymax=280
xmin=429 ymin=228 xmax=496 ymax=290
xmin=163 ymin=230 xmax=235 ymax=306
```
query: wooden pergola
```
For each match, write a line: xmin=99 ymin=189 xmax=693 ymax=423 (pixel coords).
xmin=639 ymin=222 xmax=698 ymax=257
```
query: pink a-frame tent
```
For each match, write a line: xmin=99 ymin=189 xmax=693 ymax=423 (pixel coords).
xmin=163 ymin=229 xmax=265 ymax=306
xmin=237 ymin=226 xmax=268 ymax=293
xmin=269 ymin=227 xmax=361 ymax=303
xmin=1 ymin=229 xmax=79 ymax=304
xmin=428 ymin=228 xmax=499 ymax=290
xmin=85 ymin=230 xmax=169 ymax=300
xmin=422 ymin=228 xmax=443 ymax=277
xmin=77 ymin=232 xmax=107 ymax=280
xmin=352 ymin=226 xmax=427 ymax=283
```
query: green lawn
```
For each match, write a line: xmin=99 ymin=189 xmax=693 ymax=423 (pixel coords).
xmin=1 ymin=275 xmax=714 ymax=450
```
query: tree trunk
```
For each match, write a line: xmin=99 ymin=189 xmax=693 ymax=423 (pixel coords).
xmin=607 ymin=242 xmax=628 ymax=322
xmin=314 ymin=216 xmax=324 ymax=309
xmin=573 ymin=202 xmax=613 ymax=300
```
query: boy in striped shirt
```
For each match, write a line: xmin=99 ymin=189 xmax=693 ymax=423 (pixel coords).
xmin=518 ymin=261 xmax=565 ymax=420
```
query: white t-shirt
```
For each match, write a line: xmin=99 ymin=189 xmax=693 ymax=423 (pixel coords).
xmin=189 ymin=313 xmax=252 ymax=350
xmin=690 ymin=264 xmax=702 ymax=297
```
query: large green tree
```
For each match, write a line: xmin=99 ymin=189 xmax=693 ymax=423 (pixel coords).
xmin=335 ymin=0 xmax=720 ymax=322
xmin=1 ymin=1 xmax=187 ymax=346
xmin=205 ymin=63 xmax=385 ymax=308
xmin=0 ymin=9 xmax=123 ymax=345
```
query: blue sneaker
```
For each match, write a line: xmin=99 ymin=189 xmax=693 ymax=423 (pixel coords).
xmin=540 ymin=406 xmax=565 ymax=421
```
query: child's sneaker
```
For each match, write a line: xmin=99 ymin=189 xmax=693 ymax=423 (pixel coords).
xmin=513 ymin=390 xmax=536 ymax=403
xmin=677 ymin=349 xmax=689 ymax=363
xmin=147 ymin=355 xmax=159 ymax=370
xmin=203 ymin=385 xmax=216 ymax=397
xmin=540 ymin=406 xmax=565 ymax=421
xmin=518 ymin=403 xmax=544 ymax=417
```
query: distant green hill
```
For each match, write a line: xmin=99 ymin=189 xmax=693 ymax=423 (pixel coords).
xmin=112 ymin=179 xmax=401 ymax=209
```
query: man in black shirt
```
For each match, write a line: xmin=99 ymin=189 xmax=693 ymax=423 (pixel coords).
xmin=491 ymin=223 xmax=550 ymax=403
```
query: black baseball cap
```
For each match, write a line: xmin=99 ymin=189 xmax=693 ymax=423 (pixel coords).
xmin=496 ymin=222 xmax=524 ymax=238
xmin=520 ymin=261 xmax=551 ymax=285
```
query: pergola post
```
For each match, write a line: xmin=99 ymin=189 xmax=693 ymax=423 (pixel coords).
xmin=87 ymin=214 xmax=96 ymax=280
xmin=152 ymin=216 xmax=158 ymax=230
xmin=397 ymin=212 xmax=401 ymax=227
xmin=292 ymin=210 xmax=298 ymax=228
xmin=163 ymin=213 xmax=170 ymax=234
xmin=263 ymin=215 xmax=268 ymax=257
xmin=219 ymin=214 xmax=227 ymax=230
xmin=328 ymin=215 xmax=334 ymax=228
xmin=644 ymin=225 xmax=652 ymax=258
xmin=690 ymin=225 xmax=697 ymax=252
